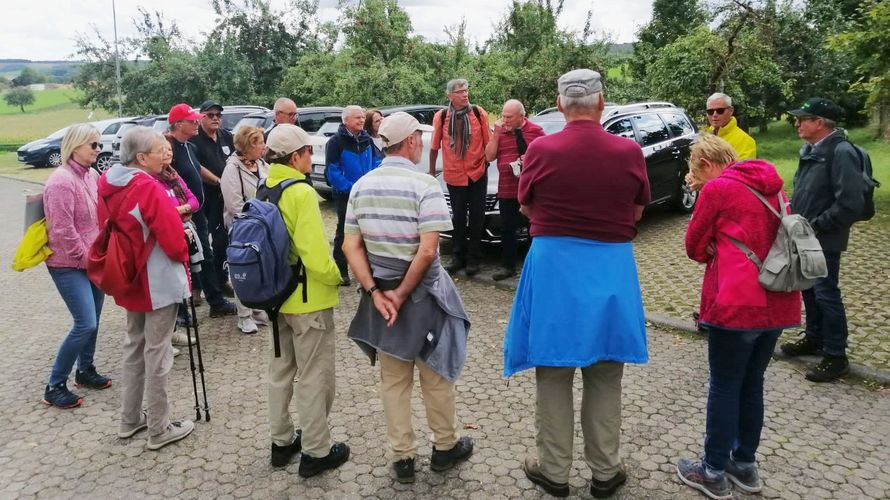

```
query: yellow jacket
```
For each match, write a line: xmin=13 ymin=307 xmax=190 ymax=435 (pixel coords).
xmin=706 ymin=116 xmax=757 ymax=160
xmin=265 ymin=163 xmax=341 ymax=314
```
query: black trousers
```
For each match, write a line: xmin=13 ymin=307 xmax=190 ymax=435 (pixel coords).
xmin=447 ymin=174 xmax=487 ymax=264
xmin=498 ymin=198 xmax=524 ymax=269
xmin=333 ymin=193 xmax=349 ymax=275
xmin=192 ymin=211 xmax=226 ymax=307
xmin=203 ymin=187 xmax=229 ymax=286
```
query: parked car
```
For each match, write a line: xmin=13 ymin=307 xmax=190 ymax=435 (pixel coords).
xmin=530 ymin=102 xmax=699 ymax=212
xmin=17 ymin=117 xmax=131 ymax=169
xmin=378 ymin=105 xmax=445 ymax=125
xmin=233 ymin=106 xmax=344 ymax=135
xmin=107 ymin=116 xmax=160 ymax=170
xmin=95 ymin=117 xmax=135 ymax=172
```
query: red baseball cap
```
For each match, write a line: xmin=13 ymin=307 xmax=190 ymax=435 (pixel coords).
xmin=168 ymin=103 xmax=203 ymax=124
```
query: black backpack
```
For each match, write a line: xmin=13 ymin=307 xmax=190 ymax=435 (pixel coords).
xmin=829 ymin=139 xmax=880 ymax=222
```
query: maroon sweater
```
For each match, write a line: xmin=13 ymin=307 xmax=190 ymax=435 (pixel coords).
xmin=518 ymin=120 xmax=650 ymax=242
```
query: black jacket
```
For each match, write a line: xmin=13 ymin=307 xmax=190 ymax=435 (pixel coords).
xmin=170 ymin=138 xmax=205 ymax=208
xmin=791 ymin=129 xmax=865 ymax=252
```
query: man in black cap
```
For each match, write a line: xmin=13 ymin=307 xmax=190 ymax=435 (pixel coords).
xmin=780 ymin=97 xmax=865 ymax=382
xmin=191 ymin=100 xmax=236 ymax=297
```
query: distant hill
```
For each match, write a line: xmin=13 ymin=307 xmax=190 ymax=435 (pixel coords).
xmin=0 ymin=60 xmax=83 ymax=83
xmin=608 ymin=43 xmax=634 ymax=57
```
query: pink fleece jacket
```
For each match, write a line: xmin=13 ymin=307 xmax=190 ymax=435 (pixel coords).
xmin=44 ymin=160 xmax=101 ymax=269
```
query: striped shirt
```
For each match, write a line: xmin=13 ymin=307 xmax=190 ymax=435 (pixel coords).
xmin=345 ymin=156 xmax=453 ymax=261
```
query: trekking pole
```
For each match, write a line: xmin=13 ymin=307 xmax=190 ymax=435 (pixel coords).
xmin=182 ymin=300 xmax=202 ymax=422
xmin=189 ymin=296 xmax=211 ymax=422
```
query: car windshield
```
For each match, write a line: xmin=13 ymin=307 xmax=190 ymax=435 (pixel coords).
xmin=233 ymin=116 xmax=267 ymax=135
xmin=316 ymin=121 xmax=340 ymax=136
xmin=152 ymin=120 xmax=169 ymax=132
xmin=48 ymin=127 xmax=70 ymax=139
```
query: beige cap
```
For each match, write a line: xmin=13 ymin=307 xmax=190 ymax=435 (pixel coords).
xmin=378 ymin=112 xmax=433 ymax=147
xmin=266 ymin=124 xmax=327 ymax=157
xmin=558 ymin=69 xmax=603 ymax=98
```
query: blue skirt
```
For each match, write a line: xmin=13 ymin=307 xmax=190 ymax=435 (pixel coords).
xmin=503 ymin=236 xmax=649 ymax=377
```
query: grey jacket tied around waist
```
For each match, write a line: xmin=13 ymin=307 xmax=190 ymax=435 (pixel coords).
xmin=347 ymin=253 xmax=470 ymax=383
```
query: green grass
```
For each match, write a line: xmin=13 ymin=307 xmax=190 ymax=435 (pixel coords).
xmin=752 ymin=120 xmax=890 ymax=227
xmin=0 ymin=87 xmax=85 ymax=115
xmin=0 ymin=152 xmax=53 ymax=184
xmin=0 ymin=88 xmax=111 ymax=147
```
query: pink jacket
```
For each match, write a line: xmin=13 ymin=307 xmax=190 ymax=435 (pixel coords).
xmin=685 ymin=160 xmax=801 ymax=330
xmin=44 ymin=160 xmax=101 ymax=269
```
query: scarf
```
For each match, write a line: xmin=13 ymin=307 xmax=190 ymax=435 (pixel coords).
xmin=448 ymin=104 xmax=472 ymax=159
xmin=157 ymin=165 xmax=188 ymax=205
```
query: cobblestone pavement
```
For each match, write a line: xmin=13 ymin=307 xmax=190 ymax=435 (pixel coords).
xmin=1 ymin=178 xmax=889 ymax=499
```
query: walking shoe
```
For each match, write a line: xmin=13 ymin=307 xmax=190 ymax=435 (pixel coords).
xmin=252 ymin=310 xmax=270 ymax=326
xmin=805 ymin=355 xmax=849 ymax=383
xmin=590 ymin=469 xmax=627 ymax=498
xmin=42 ymin=382 xmax=83 ymax=409
xmin=173 ymin=347 xmax=181 ymax=357
xmin=522 ymin=456 xmax=569 ymax=497
xmin=171 ymin=331 xmax=196 ymax=346
xmin=238 ymin=316 xmax=259 ymax=334
xmin=74 ymin=365 xmax=112 ymax=389
xmin=725 ymin=458 xmax=762 ymax=493
xmin=209 ymin=300 xmax=237 ymax=318
xmin=119 ymin=411 xmax=148 ymax=439
xmin=464 ymin=261 xmax=480 ymax=277
xmin=176 ymin=313 xmax=193 ymax=330
xmin=446 ymin=258 xmax=466 ymax=273
xmin=676 ymin=458 xmax=732 ymax=500
xmin=270 ymin=430 xmax=302 ymax=467
xmin=780 ymin=333 xmax=822 ymax=357
xmin=393 ymin=457 xmax=416 ymax=484
xmin=221 ymin=282 xmax=235 ymax=298
xmin=492 ymin=267 xmax=516 ymax=281
xmin=430 ymin=436 xmax=474 ymax=472
xmin=147 ymin=420 xmax=195 ymax=450
xmin=298 ymin=442 xmax=350 ymax=478
xmin=191 ymin=290 xmax=203 ymax=306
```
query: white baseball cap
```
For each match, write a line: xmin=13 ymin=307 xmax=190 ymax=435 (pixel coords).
xmin=378 ymin=112 xmax=433 ymax=147
xmin=266 ymin=124 xmax=327 ymax=157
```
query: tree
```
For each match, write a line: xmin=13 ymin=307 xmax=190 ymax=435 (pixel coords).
xmin=631 ymin=0 xmax=707 ymax=80
xmin=11 ymin=67 xmax=46 ymax=87
xmin=4 ymin=87 xmax=36 ymax=112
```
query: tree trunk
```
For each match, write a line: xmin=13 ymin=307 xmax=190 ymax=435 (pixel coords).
xmin=19 ymin=104 xmax=24 ymax=113
xmin=880 ymin=102 xmax=890 ymax=141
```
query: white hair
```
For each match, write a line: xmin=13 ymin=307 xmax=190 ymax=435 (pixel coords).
xmin=120 ymin=126 xmax=164 ymax=166
xmin=560 ymin=91 xmax=603 ymax=112
xmin=707 ymin=92 xmax=732 ymax=107
xmin=504 ymin=99 xmax=526 ymax=116
xmin=342 ymin=105 xmax=364 ymax=122
xmin=273 ymin=97 xmax=296 ymax=112
xmin=446 ymin=79 xmax=468 ymax=93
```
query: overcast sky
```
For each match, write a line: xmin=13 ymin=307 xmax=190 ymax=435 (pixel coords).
xmin=2 ymin=0 xmax=652 ymax=61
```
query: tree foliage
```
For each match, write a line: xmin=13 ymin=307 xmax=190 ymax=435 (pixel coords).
xmin=12 ymin=67 xmax=47 ymax=87
xmin=4 ymin=87 xmax=36 ymax=112
xmin=631 ymin=0 xmax=707 ymax=80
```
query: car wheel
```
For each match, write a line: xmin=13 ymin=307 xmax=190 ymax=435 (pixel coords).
xmin=47 ymin=151 xmax=63 ymax=168
xmin=672 ymin=180 xmax=698 ymax=213
xmin=94 ymin=153 xmax=113 ymax=173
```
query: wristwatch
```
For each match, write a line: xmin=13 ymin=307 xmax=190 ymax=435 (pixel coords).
xmin=365 ymin=285 xmax=379 ymax=295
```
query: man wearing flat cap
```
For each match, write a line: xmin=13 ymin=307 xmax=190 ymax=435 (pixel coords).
xmin=343 ymin=112 xmax=474 ymax=484
xmin=780 ymin=97 xmax=867 ymax=383
xmin=503 ymin=69 xmax=649 ymax=498
xmin=262 ymin=124 xmax=351 ymax=477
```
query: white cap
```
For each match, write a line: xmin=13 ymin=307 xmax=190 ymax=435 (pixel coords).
xmin=378 ymin=112 xmax=433 ymax=147
xmin=266 ymin=124 xmax=327 ymax=157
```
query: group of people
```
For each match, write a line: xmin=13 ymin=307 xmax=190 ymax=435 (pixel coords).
xmin=35 ymin=66 xmax=869 ymax=497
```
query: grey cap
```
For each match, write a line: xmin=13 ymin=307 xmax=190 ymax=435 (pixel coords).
xmin=557 ymin=69 xmax=603 ymax=98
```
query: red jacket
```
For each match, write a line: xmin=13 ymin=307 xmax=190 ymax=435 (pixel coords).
xmin=685 ymin=160 xmax=801 ymax=330
xmin=97 ymin=165 xmax=190 ymax=312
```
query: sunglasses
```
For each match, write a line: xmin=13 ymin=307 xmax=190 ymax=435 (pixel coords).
xmin=205 ymin=112 xmax=222 ymax=119
xmin=706 ymin=108 xmax=728 ymax=116
xmin=89 ymin=142 xmax=101 ymax=150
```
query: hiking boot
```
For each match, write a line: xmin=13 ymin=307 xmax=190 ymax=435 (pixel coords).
xmin=176 ymin=313 xmax=193 ymax=330
xmin=119 ymin=411 xmax=148 ymax=439
xmin=270 ymin=430 xmax=302 ymax=467
xmin=522 ymin=456 xmax=569 ymax=497
xmin=430 ymin=436 xmax=474 ymax=472
xmin=171 ymin=331 xmax=196 ymax=346
xmin=209 ymin=300 xmax=237 ymax=318
xmin=238 ymin=316 xmax=258 ymax=334
xmin=147 ymin=420 xmax=195 ymax=450
xmin=780 ymin=333 xmax=822 ymax=357
xmin=74 ymin=365 xmax=112 ymax=389
xmin=446 ymin=258 xmax=466 ymax=274
xmin=492 ymin=267 xmax=516 ymax=281
xmin=676 ymin=458 xmax=732 ymax=500
xmin=393 ymin=457 xmax=416 ymax=484
xmin=805 ymin=355 xmax=849 ymax=383
xmin=42 ymin=382 xmax=83 ymax=409
xmin=252 ymin=310 xmax=270 ymax=326
xmin=590 ymin=469 xmax=627 ymax=498
xmin=725 ymin=458 xmax=762 ymax=494
xmin=465 ymin=261 xmax=480 ymax=277
xmin=298 ymin=442 xmax=350 ymax=478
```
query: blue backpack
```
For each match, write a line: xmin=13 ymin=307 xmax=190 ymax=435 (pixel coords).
xmin=227 ymin=178 xmax=309 ymax=357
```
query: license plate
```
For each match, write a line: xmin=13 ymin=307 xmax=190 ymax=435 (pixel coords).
xmin=314 ymin=164 xmax=325 ymax=174
xmin=17 ymin=155 xmax=24 ymax=162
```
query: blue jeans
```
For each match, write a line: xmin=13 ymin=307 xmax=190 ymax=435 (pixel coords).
xmin=704 ymin=327 xmax=781 ymax=471
xmin=802 ymin=251 xmax=848 ymax=356
xmin=47 ymin=267 xmax=105 ymax=386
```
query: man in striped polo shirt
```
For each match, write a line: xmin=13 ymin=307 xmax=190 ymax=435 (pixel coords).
xmin=342 ymin=112 xmax=474 ymax=484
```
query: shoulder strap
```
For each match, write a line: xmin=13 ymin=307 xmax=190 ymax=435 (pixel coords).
xmin=257 ymin=178 xmax=310 ymax=205
xmin=727 ymin=235 xmax=764 ymax=269
xmin=472 ymin=105 xmax=482 ymax=123
xmin=739 ymin=184 xmax=783 ymax=220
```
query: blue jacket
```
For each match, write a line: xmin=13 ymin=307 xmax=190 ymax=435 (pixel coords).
xmin=325 ymin=124 xmax=381 ymax=195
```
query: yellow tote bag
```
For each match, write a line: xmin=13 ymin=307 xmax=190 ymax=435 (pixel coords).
xmin=12 ymin=218 xmax=53 ymax=271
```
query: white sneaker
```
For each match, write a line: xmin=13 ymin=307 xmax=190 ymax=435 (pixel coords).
xmin=147 ymin=420 xmax=195 ymax=450
xmin=252 ymin=310 xmax=270 ymax=326
xmin=172 ymin=347 xmax=181 ymax=357
xmin=171 ymin=331 xmax=196 ymax=346
xmin=238 ymin=316 xmax=258 ymax=334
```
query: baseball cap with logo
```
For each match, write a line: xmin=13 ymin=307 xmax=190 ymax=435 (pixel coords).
xmin=266 ymin=124 xmax=327 ymax=158
xmin=788 ymin=97 xmax=844 ymax=122
xmin=557 ymin=69 xmax=604 ymax=98
xmin=378 ymin=112 xmax=433 ymax=147
xmin=168 ymin=103 xmax=203 ymax=124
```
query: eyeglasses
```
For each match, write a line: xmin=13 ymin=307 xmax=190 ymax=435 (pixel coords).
xmin=205 ymin=112 xmax=222 ymax=119
xmin=89 ymin=142 xmax=101 ymax=150
xmin=706 ymin=108 xmax=728 ymax=116
xmin=277 ymin=111 xmax=298 ymax=118
xmin=794 ymin=116 xmax=819 ymax=125
xmin=449 ymin=88 xmax=469 ymax=95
